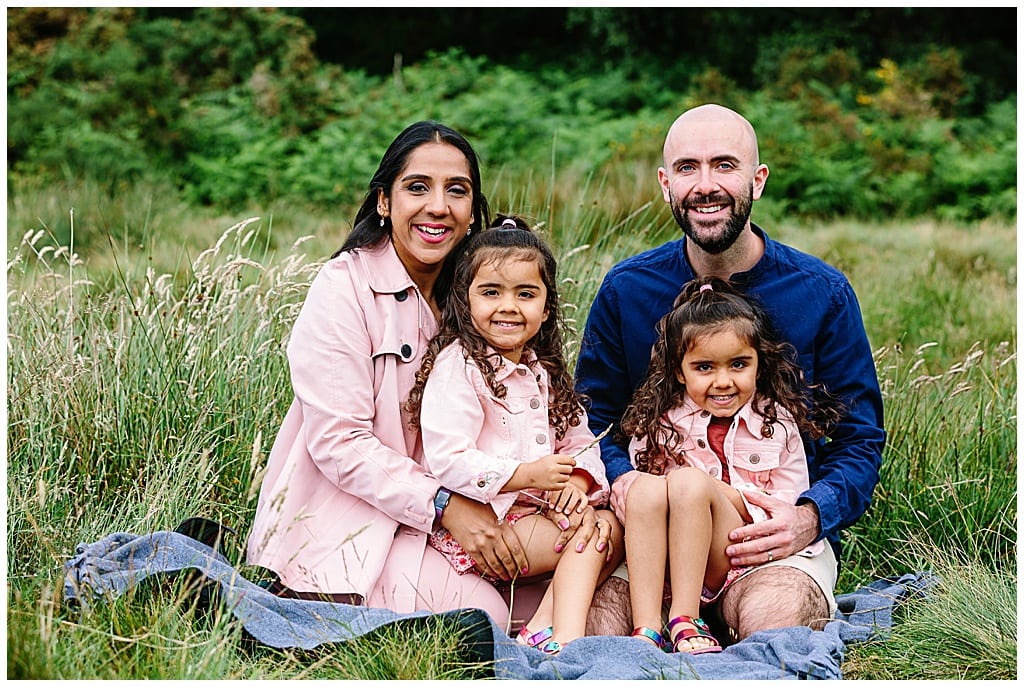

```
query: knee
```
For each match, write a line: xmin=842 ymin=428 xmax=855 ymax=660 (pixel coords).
xmin=625 ymin=474 xmax=667 ymax=519
xmin=720 ymin=568 xmax=829 ymax=640
xmin=666 ymin=466 xmax=713 ymax=504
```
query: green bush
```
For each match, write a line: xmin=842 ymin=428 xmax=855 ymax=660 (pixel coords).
xmin=6 ymin=8 xmax=1017 ymax=241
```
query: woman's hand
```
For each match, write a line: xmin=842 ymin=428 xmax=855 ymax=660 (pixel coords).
xmin=546 ymin=502 xmax=614 ymax=557
xmin=440 ymin=492 xmax=529 ymax=581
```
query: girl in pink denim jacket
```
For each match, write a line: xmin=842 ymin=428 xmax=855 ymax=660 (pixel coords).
xmin=617 ymin=277 xmax=845 ymax=654
xmin=406 ymin=216 xmax=625 ymax=655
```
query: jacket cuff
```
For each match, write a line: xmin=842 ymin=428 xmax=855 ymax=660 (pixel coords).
xmin=799 ymin=481 xmax=839 ymax=543
xmin=605 ymin=453 xmax=635 ymax=484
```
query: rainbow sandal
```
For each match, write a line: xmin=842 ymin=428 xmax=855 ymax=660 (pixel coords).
xmin=631 ymin=626 xmax=669 ymax=652
xmin=516 ymin=625 xmax=553 ymax=648
xmin=539 ymin=639 xmax=561 ymax=656
xmin=666 ymin=615 xmax=722 ymax=655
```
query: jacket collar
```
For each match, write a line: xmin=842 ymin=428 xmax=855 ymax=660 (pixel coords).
xmin=492 ymin=347 xmax=541 ymax=383
xmin=360 ymin=240 xmax=418 ymax=295
xmin=669 ymin=393 xmax=764 ymax=435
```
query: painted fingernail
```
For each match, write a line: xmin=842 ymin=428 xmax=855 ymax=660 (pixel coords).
xmin=555 ymin=544 xmax=564 ymax=553
xmin=560 ymin=520 xmax=569 ymax=530
xmin=522 ymin=566 xmax=529 ymax=575
xmin=576 ymin=542 xmax=585 ymax=553
xmin=597 ymin=542 xmax=606 ymax=552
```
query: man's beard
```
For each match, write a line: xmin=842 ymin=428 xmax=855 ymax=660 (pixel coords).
xmin=671 ymin=185 xmax=753 ymax=255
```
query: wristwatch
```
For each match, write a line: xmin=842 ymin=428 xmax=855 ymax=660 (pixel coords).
xmin=432 ymin=487 xmax=452 ymax=530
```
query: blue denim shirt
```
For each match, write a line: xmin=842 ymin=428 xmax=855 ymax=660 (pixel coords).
xmin=574 ymin=225 xmax=885 ymax=552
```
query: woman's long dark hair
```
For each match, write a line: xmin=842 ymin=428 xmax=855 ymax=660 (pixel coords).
xmin=620 ymin=276 xmax=846 ymax=473
xmin=406 ymin=215 xmax=585 ymax=440
xmin=332 ymin=120 xmax=491 ymax=305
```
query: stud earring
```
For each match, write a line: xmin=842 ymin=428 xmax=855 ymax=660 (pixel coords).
xmin=380 ymin=217 xmax=385 ymax=227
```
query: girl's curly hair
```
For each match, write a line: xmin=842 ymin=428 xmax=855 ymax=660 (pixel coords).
xmin=406 ymin=214 xmax=586 ymax=440
xmin=619 ymin=276 xmax=846 ymax=473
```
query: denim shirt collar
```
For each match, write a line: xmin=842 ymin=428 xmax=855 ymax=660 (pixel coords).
xmin=678 ymin=223 xmax=775 ymax=290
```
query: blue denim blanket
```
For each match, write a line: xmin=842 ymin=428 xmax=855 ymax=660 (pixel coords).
xmin=62 ymin=531 xmax=935 ymax=679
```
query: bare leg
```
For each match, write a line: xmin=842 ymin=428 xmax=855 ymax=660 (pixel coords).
xmin=623 ymin=473 xmax=670 ymax=645
xmin=512 ymin=512 xmax=622 ymax=646
xmin=719 ymin=566 xmax=829 ymax=641
xmin=665 ymin=468 xmax=745 ymax=652
xmin=551 ymin=511 xmax=623 ymax=643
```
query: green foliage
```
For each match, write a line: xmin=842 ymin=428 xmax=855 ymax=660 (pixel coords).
xmin=7 ymin=8 xmax=1017 ymax=229
xmin=843 ymin=548 xmax=1017 ymax=680
xmin=838 ymin=342 xmax=1017 ymax=588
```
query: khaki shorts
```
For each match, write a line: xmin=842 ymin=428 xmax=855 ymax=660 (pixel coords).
xmin=611 ymin=543 xmax=838 ymax=618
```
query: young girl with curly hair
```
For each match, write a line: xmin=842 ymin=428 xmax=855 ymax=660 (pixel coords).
xmin=618 ymin=276 xmax=845 ymax=654
xmin=406 ymin=215 xmax=624 ymax=655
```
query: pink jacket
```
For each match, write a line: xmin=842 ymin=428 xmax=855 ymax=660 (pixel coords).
xmin=628 ymin=394 xmax=825 ymax=558
xmin=246 ymin=240 xmax=442 ymax=611
xmin=420 ymin=342 xmax=609 ymax=518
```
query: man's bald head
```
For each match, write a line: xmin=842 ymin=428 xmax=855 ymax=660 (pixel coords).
xmin=663 ymin=104 xmax=760 ymax=166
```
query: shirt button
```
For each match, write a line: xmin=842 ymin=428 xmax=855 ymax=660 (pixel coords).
xmin=709 ymin=467 xmax=719 ymax=478
xmin=476 ymin=479 xmax=486 ymax=488
xmin=697 ymin=439 xmax=706 ymax=449
xmin=749 ymin=454 xmax=760 ymax=464
xmin=536 ymin=434 xmax=547 ymax=444
xmin=700 ymin=410 xmax=710 ymax=418
xmin=517 ymin=368 xmax=528 ymax=376
xmin=400 ymin=344 xmax=412 ymax=359
xmin=530 ymin=398 xmax=541 ymax=409
xmin=394 ymin=290 xmax=408 ymax=302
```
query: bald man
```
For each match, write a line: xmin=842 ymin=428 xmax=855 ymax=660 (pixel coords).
xmin=578 ymin=104 xmax=885 ymax=643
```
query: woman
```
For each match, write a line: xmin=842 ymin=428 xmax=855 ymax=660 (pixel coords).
xmin=247 ymin=121 xmax=608 ymax=623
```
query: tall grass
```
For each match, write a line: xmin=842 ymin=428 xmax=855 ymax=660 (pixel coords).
xmin=5 ymin=183 xmax=1016 ymax=677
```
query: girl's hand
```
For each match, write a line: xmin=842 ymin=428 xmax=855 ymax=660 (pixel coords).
xmin=507 ymin=454 xmax=575 ymax=492
xmin=547 ymin=482 xmax=586 ymax=515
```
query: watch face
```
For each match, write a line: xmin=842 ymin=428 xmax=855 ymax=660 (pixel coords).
xmin=434 ymin=488 xmax=451 ymax=516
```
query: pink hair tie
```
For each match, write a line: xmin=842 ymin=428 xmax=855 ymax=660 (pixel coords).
xmin=700 ymin=284 xmax=713 ymax=293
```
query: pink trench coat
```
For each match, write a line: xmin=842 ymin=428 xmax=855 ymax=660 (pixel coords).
xmin=247 ymin=240 xmax=448 ymax=612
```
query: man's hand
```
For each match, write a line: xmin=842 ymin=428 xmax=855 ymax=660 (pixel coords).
xmin=608 ymin=471 xmax=641 ymax=523
xmin=724 ymin=492 xmax=820 ymax=566
xmin=441 ymin=493 xmax=529 ymax=581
